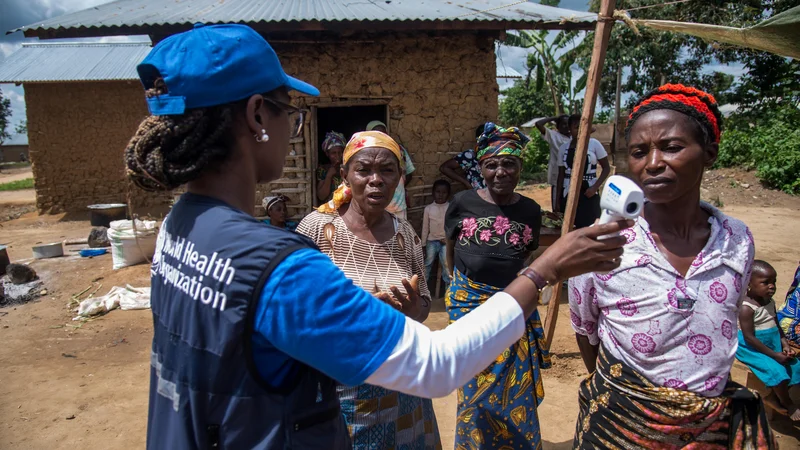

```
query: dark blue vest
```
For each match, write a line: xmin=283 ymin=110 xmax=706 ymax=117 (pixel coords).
xmin=147 ymin=194 xmax=350 ymax=449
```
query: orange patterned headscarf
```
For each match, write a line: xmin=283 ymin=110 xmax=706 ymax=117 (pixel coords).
xmin=317 ymin=131 xmax=403 ymax=214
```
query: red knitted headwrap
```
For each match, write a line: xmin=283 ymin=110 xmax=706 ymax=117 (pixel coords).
xmin=627 ymin=84 xmax=722 ymax=144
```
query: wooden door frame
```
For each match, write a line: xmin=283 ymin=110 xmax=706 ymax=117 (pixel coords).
xmin=308 ymin=99 xmax=391 ymax=207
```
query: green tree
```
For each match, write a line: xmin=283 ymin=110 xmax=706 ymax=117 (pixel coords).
xmin=15 ymin=120 xmax=27 ymax=135
xmin=505 ymin=29 xmax=587 ymax=116
xmin=498 ymin=79 xmax=555 ymax=127
xmin=0 ymin=88 xmax=11 ymax=145
xmin=580 ymin=0 xmax=795 ymax=108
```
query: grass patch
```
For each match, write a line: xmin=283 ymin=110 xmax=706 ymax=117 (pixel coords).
xmin=0 ymin=178 xmax=34 ymax=191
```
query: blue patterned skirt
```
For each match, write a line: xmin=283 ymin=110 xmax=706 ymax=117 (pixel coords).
xmin=445 ymin=269 xmax=551 ymax=449
xmin=338 ymin=376 xmax=442 ymax=449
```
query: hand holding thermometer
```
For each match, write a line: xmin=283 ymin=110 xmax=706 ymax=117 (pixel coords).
xmin=597 ymin=175 xmax=645 ymax=239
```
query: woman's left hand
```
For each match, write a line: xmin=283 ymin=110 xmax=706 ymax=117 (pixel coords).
xmin=389 ymin=275 xmax=422 ymax=320
xmin=584 ymin=186 xmax=599 ymax=198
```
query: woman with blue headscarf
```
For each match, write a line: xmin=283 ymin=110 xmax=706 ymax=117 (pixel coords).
xmin=444 ymin=123 xmax=549 ymax=449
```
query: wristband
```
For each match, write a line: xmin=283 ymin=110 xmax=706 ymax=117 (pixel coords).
xmin=516 ymin=267 xmax=556 ymax=305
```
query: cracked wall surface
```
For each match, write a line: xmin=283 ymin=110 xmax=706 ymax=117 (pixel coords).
xmin=276 ymin=32 xmax=499 ymax=223
xmin=25 ymin=81 xmax=172 ymax=215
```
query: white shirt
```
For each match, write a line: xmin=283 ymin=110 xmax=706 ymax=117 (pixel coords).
xmin=544 ymin=129 xmax=571 ymax=186
xmin=558 ymin=137 xmax=608 ymax=197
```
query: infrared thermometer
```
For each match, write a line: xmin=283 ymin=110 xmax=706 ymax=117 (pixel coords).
xmin=597 ymin=175 xmax=644 ymax=239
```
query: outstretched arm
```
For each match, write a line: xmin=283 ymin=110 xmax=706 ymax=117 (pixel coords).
xmin=256 ymin=221 xmax=631 ymax=398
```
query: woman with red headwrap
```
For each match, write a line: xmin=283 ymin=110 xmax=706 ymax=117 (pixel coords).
xmin=569 ymin=85 xmax=775 ymax=448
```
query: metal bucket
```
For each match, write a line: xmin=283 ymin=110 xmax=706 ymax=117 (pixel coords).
xmin=87 ymin=203 xmax=128 ymax=227
xmin=32 ymin=242 xmax=64 ymax=259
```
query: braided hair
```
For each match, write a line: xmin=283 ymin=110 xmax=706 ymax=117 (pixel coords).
xmin=125 ymin=79 xmax=285 ymax=191
xmin=625 ymin=84 xmax=723 ymax=147
xmin=124 ymin=79 xmax=240 ymax=191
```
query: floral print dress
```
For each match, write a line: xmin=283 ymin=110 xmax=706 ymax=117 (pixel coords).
xmin=444 ymin=189 xmax=549 ymax=449
xmin=569 ymin=202 xmax=755 ymax=396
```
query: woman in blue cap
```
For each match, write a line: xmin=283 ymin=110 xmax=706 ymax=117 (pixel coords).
xmin=126 ymin=23 xmax=632 ymax=450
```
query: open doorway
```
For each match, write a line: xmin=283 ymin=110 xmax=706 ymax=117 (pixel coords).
xmin=314 ymin=103 xmax=388 ymax=205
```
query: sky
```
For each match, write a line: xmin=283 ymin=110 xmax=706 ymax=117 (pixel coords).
xmin=0 ymin=0 xmax=744 ymax=133
xmin=0 ymin=0 xmax=150 ymax=132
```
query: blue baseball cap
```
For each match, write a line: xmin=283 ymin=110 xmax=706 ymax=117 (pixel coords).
xmin=138 ymin=23 xmax=319 ymax=116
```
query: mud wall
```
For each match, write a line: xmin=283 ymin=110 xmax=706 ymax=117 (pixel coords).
xmin=275 ymin=32 xmax=499 ymax=224
xmin=24 ymin=81 xmax=172 ymax=215
xmin=24 ymin=32 xmax=498 ymax=222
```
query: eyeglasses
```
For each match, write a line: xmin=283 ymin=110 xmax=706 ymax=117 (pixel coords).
xmin=263 ymin=96 xmax=307 ymax=139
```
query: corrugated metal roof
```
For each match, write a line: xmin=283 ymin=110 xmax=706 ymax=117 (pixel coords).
xmin=497 ymin=65 xmax=524 ymax=78
xmin=12 ymin=0 xmax=595 ymax=38
xmin=0 ymin=42 xmax=150 ymax=83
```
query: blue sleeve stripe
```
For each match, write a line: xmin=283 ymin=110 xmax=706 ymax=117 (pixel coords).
xmin=254 ymin=248 xmax=406 ymax=386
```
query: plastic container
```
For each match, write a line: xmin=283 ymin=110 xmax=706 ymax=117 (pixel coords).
xmin=80 ymin=248 xmax=108 ymax=257
xmin=107 ymin=219 xmax=157 ymax=270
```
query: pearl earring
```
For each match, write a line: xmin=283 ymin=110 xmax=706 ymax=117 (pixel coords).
xmin=255 ymin=129 xmax=269 ymax=143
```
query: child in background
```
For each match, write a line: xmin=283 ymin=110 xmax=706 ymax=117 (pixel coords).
xmin=263 ymin=195 xmax=298 ymax=231
xmin=736 ymin=260 xmax=800 ymax=421
xmin=421 ymin=180 xmax=451 ymax=292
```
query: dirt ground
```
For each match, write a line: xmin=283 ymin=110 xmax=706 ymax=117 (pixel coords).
xmin=0 ymin=165 xmax=34 ymax=185
xmin=0 ymin=165 xmax=36 ymax=220
xmin=1 ymin=168 xmax=799 ymax=449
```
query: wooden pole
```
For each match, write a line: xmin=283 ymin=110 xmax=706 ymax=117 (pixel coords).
xmin=544 ymin=0 xmax=617 ymax=350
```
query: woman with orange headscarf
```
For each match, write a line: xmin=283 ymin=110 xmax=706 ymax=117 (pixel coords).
xmin=297 ymin=131 xmax=440 ymax=449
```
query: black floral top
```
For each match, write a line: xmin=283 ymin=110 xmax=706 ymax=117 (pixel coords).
xmin=445 ymin=189 xmax=541 ymax=287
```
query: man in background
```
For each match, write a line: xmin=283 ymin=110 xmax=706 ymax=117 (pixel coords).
xmin=556 ymin=114 xmax=610 ymax=229
xmin=535 ymin=115 xmax=571 ymax=211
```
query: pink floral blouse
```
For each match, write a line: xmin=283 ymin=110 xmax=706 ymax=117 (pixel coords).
xmin=569 ymin=203 xmax=755 ymax=397
xmin=445 ymin=189 xmax=541 ymax=287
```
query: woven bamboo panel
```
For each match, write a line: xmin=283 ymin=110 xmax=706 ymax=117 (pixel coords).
xmin=255 ymin=135 xmax=313 ymax=219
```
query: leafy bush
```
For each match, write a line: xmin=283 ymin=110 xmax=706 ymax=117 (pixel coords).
xmin=716 ymin=104 xmax=800 ymax=195
xmin=521 ymin=138 xmax=550 ymax=177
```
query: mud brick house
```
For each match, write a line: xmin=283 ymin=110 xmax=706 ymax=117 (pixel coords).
xmin=2 ymin=0 xmax=593 ymax=223
xmin=0 ymin=133 xmax=29 ymax=163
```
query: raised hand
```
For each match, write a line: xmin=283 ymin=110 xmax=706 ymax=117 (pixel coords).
xmin=389 ymin=275 xmax=422 ymax=320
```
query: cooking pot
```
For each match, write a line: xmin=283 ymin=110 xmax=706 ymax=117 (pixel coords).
xmin=87 ymin=203 xmax=128 ymax=227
